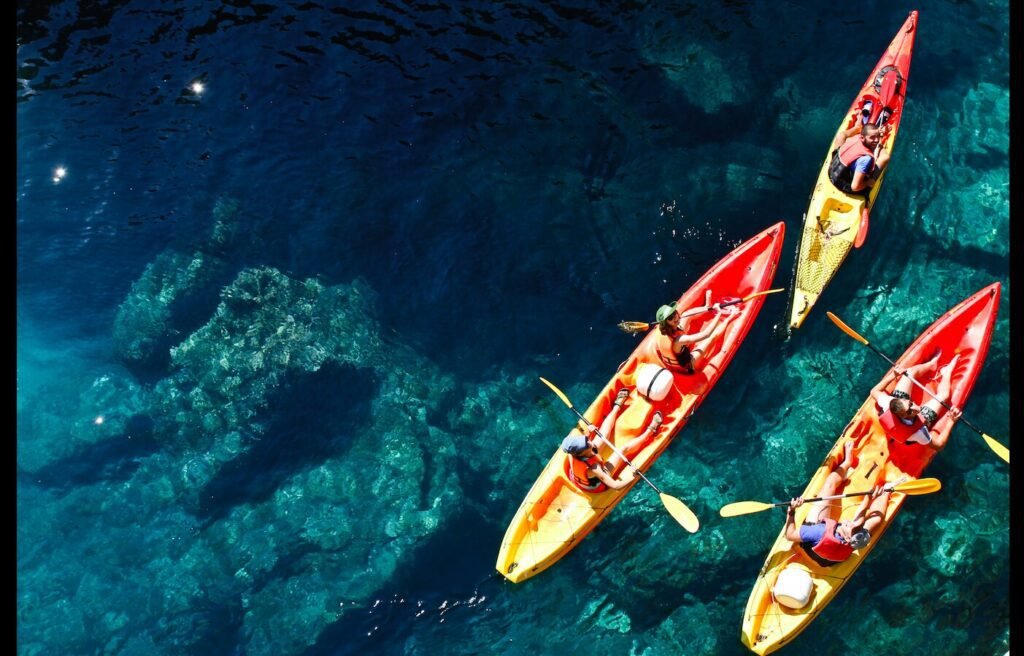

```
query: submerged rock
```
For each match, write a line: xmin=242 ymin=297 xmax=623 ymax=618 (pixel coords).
xmin=113 ymin=197 xmax=241 ymax=365
xmin=17 ymin=370 xmax=149 ymax=477
xmin=641 ymin=39 xmax=754 ymax=114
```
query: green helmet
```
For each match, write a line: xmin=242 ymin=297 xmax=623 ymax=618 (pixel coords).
xmin=656 ymin=303 xmax=678 ymax=324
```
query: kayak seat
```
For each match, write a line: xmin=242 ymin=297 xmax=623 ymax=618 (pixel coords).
xmin=820 ymin=197 xmax=856 ymax=223
xmin=529 ymin=475 xmax=574 ymax=528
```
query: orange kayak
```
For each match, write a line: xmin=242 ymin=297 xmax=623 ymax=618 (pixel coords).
xmin=742 ymin=282 xmax=1001 ymax=654
xmin=496 ymin=222 xmax=785 ymax=583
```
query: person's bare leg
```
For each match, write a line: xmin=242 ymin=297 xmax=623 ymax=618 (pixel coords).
xmin=812 ymin=441 xmax=855 ymax=522
xmin=922 ymin=353 xmax=960 ymax=422
xmin=689 ymin=314 xmax=733 ymax=370
xmin=907 ymin=350 xmax=940 ymax=378
xmin=607 ymin=411 xmax=663 ymax=471
xmin=594 ymin=388 xmax=630 ymax=446
xmin=862 ymin=490 xmax=891 ymax=533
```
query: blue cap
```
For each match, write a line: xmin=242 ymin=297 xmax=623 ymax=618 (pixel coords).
xmin=561 ymin=433 xmax=588 ymax=454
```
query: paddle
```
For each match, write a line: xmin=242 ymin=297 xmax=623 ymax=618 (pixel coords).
xmin=719 ymin=477 xmax=941 ymax=518
xmin=877 ymin=70 xmax=900 ymax=123
xmin=854 ymin=207 xmax=870 ymax=248
xmin=826 ymin=311 xmax=1009 ymax=464
xmin=617 ymin=288 xmax=785 ymax=335
xmin=537 ymin=376 xmax=700 ymax=533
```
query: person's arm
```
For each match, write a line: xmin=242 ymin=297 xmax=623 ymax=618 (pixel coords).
xmin=849 ymin=154 xmax=876 ymax=192
xmin=673 ymin=313 xmax=722 ymax=346
xmin=874 ymin=145 xmax=890 ymax=173
xmin=847 ymin=488 xmax=877 ymax=531
xmin=832 ymin=123 xmax=862 ymax=150
xmin=784 ymin=497 xmax=804 ymax=542
xmin=926 ymin=406 xmax=961 ymax=451
xmin=893 ymin=361 xmax=931 ymax=398
xmin=870 ymin=367 xmax=903 ymax=407
xmin=678 ymin=289 xmax=715 ymax=319
xmin=592 ymin=461 xmax=634 ymax=490
xmin=863 ymin=487 xmax=891 ymax=532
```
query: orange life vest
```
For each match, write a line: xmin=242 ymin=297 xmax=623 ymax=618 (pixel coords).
xmin=811 ymin=518 xmax=854 ymax=563
xmin=654 ymin=332 xmax=694 ymax=374
xmin=567 ymin=454 xmax=607 ymax=492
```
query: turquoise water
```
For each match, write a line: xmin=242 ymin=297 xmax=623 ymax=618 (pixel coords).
xmin=17 ymin=2 xmax=1009 ymax=655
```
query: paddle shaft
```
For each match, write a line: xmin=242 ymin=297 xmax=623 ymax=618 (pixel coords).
xmin=679 ymin=290 xmax=771 ymax=319
xmin=622 ymin=288 xmax=783 ymax=332
xmin=567 ymin=406 xmax=662 ymax=494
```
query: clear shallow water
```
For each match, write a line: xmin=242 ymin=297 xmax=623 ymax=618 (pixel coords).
xmin=17 ymin=2 xmax=1009 ymax=655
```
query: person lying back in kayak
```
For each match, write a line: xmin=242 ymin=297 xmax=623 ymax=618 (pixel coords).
xmin=783 ymin=441 xmax=890 ymax=566
xmin=869 ymin=351 xmax=962 ymax=450
xmin=828 ymin=122 xmax=891 ymax=195
xmin=653 ymin=291 xmax=738 ymax=375
xmin=560 ymin=388 xmax=664 ymax=491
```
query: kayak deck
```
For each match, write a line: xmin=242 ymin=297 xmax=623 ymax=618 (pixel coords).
xmin=743 ymin=283 xmax=1000 ymax=655
xmin=497 ymin=222 xmax=785 ymax=583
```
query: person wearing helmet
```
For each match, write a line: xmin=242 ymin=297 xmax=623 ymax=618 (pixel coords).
xmin=652 ymin=290 xmax=738 ymax=375
xmin=783 ymin=441 xmax=892 ymax=566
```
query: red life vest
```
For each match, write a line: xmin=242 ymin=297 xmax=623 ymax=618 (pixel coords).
xmin=879 ymin=409 xmax=930 ymax=444
xmin=811 ymin=519 xmax=854 ymax=563
xmin=566 ymin=454 xmax=607 ymax=492
xmin=828 ymin=136 xmax=875 ymax=193
xmin=838 ymin=137 xmax=875 ymax=167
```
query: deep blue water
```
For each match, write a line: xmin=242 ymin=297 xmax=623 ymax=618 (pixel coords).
xmin=17 ymin=1 xmax=1009 ymax=655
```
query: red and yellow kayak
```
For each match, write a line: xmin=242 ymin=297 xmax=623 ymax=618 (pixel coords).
xmin=742 ymin=282 xmax=1001 ymax=655
xmin=496 ymin=222 xmax=785 ymax=583
xmin=789 ymin=11 xmax=918 ymax=330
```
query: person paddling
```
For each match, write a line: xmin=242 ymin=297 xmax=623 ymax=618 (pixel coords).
xmin=828 ymin=122 xmax=891 ymax=194
xmin=561 ymin=388 xmax=664 ymax=492
xmin=869 ymin=351 xmax=962 ymax=450
xmin=652 ymin=291 xmax=738 ymax=375
xmin=784 ymin=442 xmax=891 ymax=566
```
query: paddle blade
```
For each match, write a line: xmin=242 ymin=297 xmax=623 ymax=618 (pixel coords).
xmin=538 ymin=377 xmax=573 ymax=409
xmin=826 ymin=311 xmax=869 ymax=345
xmin=719 ymin=501 xmax=775 ymax=517
xmin=741 ymin=288 xmax=785 ymax=303
xmin=618 ymin=321 xmax=652 ymax=335
xmin=891 ymin=477 xmax=942 ymax=495
xmin=879 ymin=69 xmax=900 ymax=108
xmin=854 ymin=208 xmax=869 ymax=248
xmin=982 ymin=434 xmax=1010 ymax=463
xmin=660 ymin=493 xmax=700 ymax=533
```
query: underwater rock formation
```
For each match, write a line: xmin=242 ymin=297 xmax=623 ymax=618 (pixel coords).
xmin=17 ymin=369 xmax=149 ymax=478
xmin=21 ymin=255 xmax=467 ymax=655
xmin=113 ymin=197 xmax=241 ymax=365
xmin=642 ymin=40 xmax=754 ymax=114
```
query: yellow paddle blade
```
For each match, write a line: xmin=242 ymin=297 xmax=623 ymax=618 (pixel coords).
xmin=890 ymin=477 xmax=942 ymax=495
xmin=982 ymin=434 xmax=1010 ymax=463
xmin=538 ymin=377 xmax=573 ymax=409
xmin=826 ymin=311 xmax=869 ymax=346
xmin=617 ymin=321 xmax=652 ymax=334
xmin=742 ymin=288 xmax=785 ymax=302
xmin=660 ymin=493 xmax=700 ymax=533
xmin=719 ymin=501 xmax=775 ymax=517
